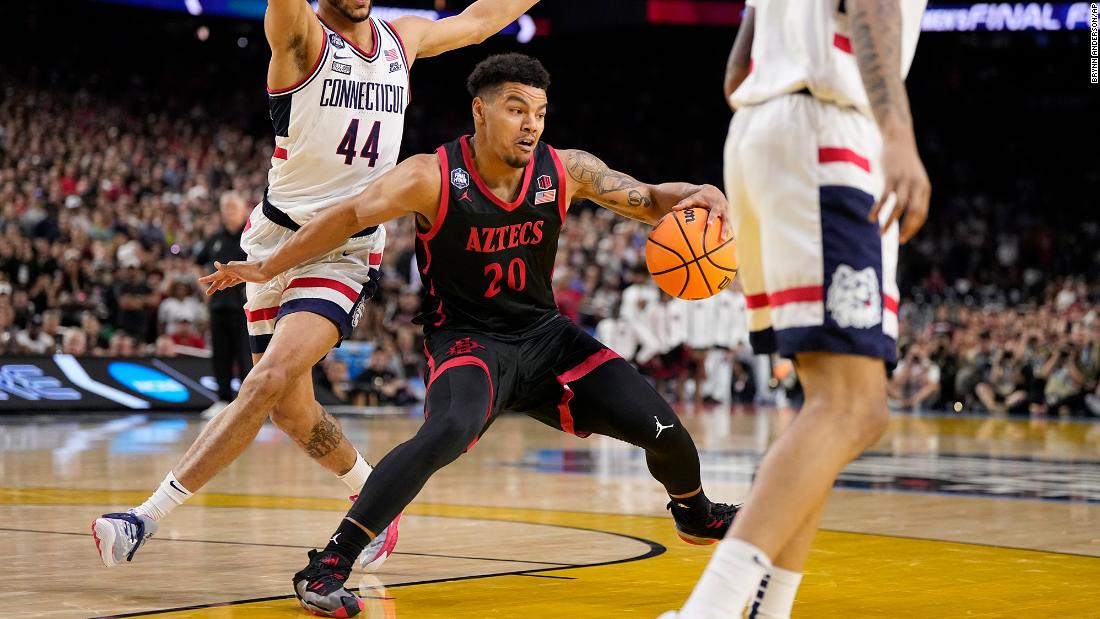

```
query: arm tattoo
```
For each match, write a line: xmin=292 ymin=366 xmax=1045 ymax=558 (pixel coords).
xmin=565 ymin=150 xmax=653 ymax=210
xmin=628 ymin=190 xmax=651 ymax=208
xmin=298 ymin=406 xmax=345 ymax=460
xmin=849 ymin=0 xmax=911 ymax=129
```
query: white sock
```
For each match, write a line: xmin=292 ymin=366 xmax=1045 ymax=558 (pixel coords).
xmin=337 ymin=452 xmax=373 ymax=494
xmin=679 ymin=538 xmax=772 ymax=618
xmin=134 ymin=472 xmax=193 ymax=521
xmin=748 ymin=566 xmax=803 ymax=619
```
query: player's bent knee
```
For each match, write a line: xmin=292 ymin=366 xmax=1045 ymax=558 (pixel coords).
xmin=417 ymin=415 xmax=481 ymax=468
xmin=843 ymin=397 xmax=890 ymax=449
xmin=268 ymin=403 xmax=309 ymax=435
xmin=238 ymin=366 xmax=289 ymax=407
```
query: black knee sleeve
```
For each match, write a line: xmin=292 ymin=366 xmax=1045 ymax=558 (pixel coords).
xmin=347 ymin=365 xmax=491 ymax=534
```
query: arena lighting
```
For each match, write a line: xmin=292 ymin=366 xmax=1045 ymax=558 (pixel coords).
xmin=92 ymin=0 xmax=540 ymax=42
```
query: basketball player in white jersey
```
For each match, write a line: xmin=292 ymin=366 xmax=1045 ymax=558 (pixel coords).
xmin=662 ymin=1 xmax=930 ymax=617
xmin=92 ymin=0 xmax=540 ymax=572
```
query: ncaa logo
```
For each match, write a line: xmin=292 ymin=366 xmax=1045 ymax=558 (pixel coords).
xmin=329 ymin=33 xmax=346 ymax=49
xmin=108 ymin=362 xmax=189 ymax=403
xmin=451 ymin=168 xmax=470 ymax=190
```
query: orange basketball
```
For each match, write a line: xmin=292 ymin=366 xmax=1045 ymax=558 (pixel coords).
xmin=645 ymin=208 xmax=738 ymax=300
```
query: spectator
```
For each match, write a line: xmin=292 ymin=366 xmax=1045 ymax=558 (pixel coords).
xmin=351 ymin=349 xmax=415 ymax=407
xmin=890 ymin=344 xmax=942 ymax=412
xmin=62 ymin=328 xmax=88 ymax=356
xmin=15 ymin=316 xmax=53 ymax=355
xmin=169 ymin=319 xmax=206 ymax=350
xmin=974 ymin=348 xmax=1029 ymax=415
xmin=158 ymin=280 xmax=207 ymax=336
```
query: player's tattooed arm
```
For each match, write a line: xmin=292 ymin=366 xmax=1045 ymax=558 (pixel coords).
xmin=560 ymin=149 xmax=731 ymax=238
xmin=848 ymin=0 xmax=911 ymax=132
xmin=849 ymin=0 xmax=931 ymax=244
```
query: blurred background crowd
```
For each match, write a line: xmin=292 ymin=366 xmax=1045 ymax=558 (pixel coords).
xmin=1 ymin=1 xmax=1096 ymax=416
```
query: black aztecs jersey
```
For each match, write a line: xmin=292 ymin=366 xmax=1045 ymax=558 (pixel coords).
xmin=414 ymin=135 xmax=566 ymax=338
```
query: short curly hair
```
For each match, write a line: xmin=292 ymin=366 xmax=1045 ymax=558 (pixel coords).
xmin=466 ymin=53 xmax=551 ymax=98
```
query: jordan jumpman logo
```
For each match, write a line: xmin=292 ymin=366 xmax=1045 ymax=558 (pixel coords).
xmin=654 ymin=416 xmax=674 ymax=438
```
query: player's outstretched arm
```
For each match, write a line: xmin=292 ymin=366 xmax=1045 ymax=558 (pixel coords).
xmin=265 ymin=0 xmax=324 ymax=90
xmin=724 ymin=6 xmax=755 ymax=110
xmin=559 ymin=149 xmax=732 ymax=239
xmin=391 ymin=0 xmax=539 ymax=59
xmin=199 ymin=155 xmax=441 ymax=295
xmin=848 ymin=0 xmax=930 ymax=243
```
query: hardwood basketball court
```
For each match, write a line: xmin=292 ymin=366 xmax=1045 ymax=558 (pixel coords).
xmin=3 ymin=407 xmax=1098 ymax=618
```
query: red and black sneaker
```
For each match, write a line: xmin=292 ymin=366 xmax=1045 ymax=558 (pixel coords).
xmin=667 ymin=500 xmax=741 ymax=545
xmin=292 ymin=549 xmax=364 ymax=618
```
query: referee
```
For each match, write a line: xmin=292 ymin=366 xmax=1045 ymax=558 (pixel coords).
xmin=194 ymin=192 xmax=253 ymax=417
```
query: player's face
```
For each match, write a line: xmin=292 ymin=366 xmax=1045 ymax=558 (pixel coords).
xmin=480 ymin=83 xmax=548 ymax=168
xmin=323 ymin=0 xmax=372 ymax=23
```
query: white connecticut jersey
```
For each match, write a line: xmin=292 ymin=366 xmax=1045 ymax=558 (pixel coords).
xmin=266 ymin=15 xmax=410 ymax=223
xmin=730 ymin=0 xmax=926 ymax=116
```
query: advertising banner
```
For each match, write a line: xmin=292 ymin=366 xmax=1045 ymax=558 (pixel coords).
xmin=0 ymin=356 xmax=346 ymax=413
xmin=0 ymin=356 xmax=220 ymax=412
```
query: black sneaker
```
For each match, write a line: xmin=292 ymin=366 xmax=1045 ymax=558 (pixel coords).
xmin=292 ymin=550 xmax=363 ymax=618
xmin=666 ymin=500 xmax=741 ymax=545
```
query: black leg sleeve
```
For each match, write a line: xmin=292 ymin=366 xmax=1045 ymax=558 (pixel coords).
xmin=324 ymin=365 xmax=491 ymax=563
xmin=568 ymin=359 xmax=703 ymax=496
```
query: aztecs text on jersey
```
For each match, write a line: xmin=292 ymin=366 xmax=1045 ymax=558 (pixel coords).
xmin=414 ymin=136 xmax=568 ymax=338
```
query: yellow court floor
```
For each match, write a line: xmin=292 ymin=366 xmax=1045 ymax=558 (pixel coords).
xmin=2 ymin=408 xmax=1099 ymax=618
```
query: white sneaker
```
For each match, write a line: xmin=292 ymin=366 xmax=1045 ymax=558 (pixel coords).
xmin=201 ymin=400 xmax=229 ymax=419
xmin=358 ymin=513 xmax=401 ymax=573
xmin=92 ymin=511 xmax=158 ymax=567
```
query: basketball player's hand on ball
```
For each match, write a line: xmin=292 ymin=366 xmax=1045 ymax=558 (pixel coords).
xmin=198 ymin=260 xmax=271 ymax=295
xmin=870 ymin=132 xmax=931 ymax=244
xmin=672 ymin=184 xmax=733 ymax=241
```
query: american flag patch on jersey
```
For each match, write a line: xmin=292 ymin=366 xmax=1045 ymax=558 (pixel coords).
xmin=384 ymin=49 xmax=400 ymax=62
xmin=534 ymin=189 xmax=556 ymax=205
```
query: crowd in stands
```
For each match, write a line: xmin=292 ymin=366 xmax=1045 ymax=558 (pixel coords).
xmin=2 ymin=55 xmax=1097 ymax=415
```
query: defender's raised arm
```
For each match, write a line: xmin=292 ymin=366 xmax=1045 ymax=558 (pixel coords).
xmin=392 ymin=0 xmax=540 ymax=59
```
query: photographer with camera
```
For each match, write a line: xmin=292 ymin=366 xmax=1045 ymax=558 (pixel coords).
xmin=889 ymin=343 xmax=941 ymax=412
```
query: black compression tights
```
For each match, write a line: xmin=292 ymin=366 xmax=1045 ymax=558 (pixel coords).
xmin=325 ymin=360 xmax=703 ymax=563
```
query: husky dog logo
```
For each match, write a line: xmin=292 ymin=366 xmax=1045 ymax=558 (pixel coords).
xmin=329 ymin=33 xmax=346 ymax=49
xmin=826 ymin=264 xmax=882 ymax=329
xmin=451 ymin=168 xmax=470 ymax=190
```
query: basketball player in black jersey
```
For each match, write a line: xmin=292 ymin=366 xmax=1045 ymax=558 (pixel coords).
xmin=202 ymin=54 xmax=738 ymax=618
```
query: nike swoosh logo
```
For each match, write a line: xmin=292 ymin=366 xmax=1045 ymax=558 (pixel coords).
xmin=169 ymin=480 xmax=187 ymax=495
xmin=333 ymin=54 xmax=350 ymax=60
xmin=342 ymin=250 xmax=354 ymax=257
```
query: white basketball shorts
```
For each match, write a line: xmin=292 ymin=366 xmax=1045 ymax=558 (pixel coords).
xmin=724 ymin=93 xmax=900 ymax=365
xmin=239 ymin=198 xmax=386 ymax=354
